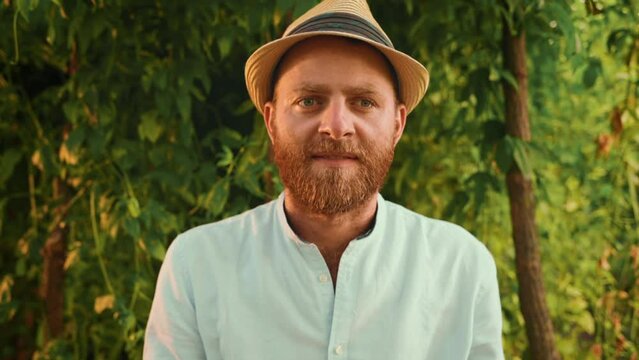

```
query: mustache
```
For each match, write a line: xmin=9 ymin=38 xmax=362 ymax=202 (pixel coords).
xmin=304 ymin=139 xmax=364 ymax=158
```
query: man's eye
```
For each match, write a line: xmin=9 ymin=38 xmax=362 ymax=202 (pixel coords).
xmin=358 ymin=99 xmax=375 ymax=108
xmin=298 ymin=98 xmax=318 ymax=107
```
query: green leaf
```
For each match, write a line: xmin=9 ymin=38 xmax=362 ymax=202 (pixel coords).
xmin=216 ymin=146 xmax=234 ymax=167
xmin=606 ymin=28 xmax=632 ymax=55
xmin=512 ymin=138 xmax=533 ymax=179
xmin=217 ymin=36 xmax=232 ymax=59
xmin=15 ymin=258 xmax=26 ymax=277
xmin=498 ymin=68 xmax=519 ymax=91
xmin=40 ymin=144 xmax=59 ymax=175
xmin=443 ymin=191 xmax=470 ymax=219
xmin=46 ymin=20 xmax=56 ymax=44
xmin=155 ymin=91 xmax=171 ymax=115
xmin=177 ymin=187 xmax=196 ymax=206
xmin=159 ymin=212 xmax=179 ymax=234
xmin=0 ymin=149 xmax=22 ymax=189
xmin=116 ymin=311 xmax=136 ymax=333
xmin=217 ymin=128 xmax=244 ymax=149
xmin=66 ymin=126 xmax=86 ymax=151
xmin=191 ymin=87 xmax=206 ymax=101
xmin=236 ymin=170 xmax=264 ymax=197
xmin=544 ymin=2 xmax=576 ymax=54
xmin=495 ymin=136 xmax=515 ymax=173
xmin=16 ymin=0 xmax=36 ymax=21
xmin=575 ymin=312 xmax=595 ymax=334
xmin=156 ymin=70 xmax=168 ymax=90
xmin=233 ymin=100 xmax=256 ymax=116
xmin=405 ymin=0 xmax=414 ymax=16
xmin=466 ymin=171 xmax=497 ymax=212
xmin=63 ymin=101 xmax=83 ymax=124
xmin=582 ymin=57 xmax=602 ymax=88
xmin=393 ymin=160 xmax=411 ymax=195
xmin=467 ymin=68 xmax=489 ymax=115
xmin=138 ymin=112 xmax=163 ymax=143
xmin=88 ymin=127 xmax=109 ymax=157
xmin=205 ymin=177 xmax=230 ymax=216
xmin=122 ymin=217 xmax=141 ymax=239
xmin=146 ymin=239 xmax=166 ymax=261
xmin=127 ymin=197 xmax=141 ymax=218
xmin=176 ymin=93 xmax=192 ymax=121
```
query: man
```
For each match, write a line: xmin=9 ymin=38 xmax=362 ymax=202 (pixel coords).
xmin=144 ymin=0 xmax=504 ymax=359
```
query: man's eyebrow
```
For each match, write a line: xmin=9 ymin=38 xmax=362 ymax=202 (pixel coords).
xmin=291 ymin=83 xmax=382 ymax=96
xmin=291 ymin=83 xmax=331 ymax=93
xmin=344 ymin=85 xmax=381 ymax=96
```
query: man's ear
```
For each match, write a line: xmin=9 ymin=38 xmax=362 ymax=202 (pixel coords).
xmin=392 ymin=103 xmax=407 ymax=147
xmin=263 ymin=101 xmax=276 ymax=144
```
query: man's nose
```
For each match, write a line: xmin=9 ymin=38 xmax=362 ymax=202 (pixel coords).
xmin=318 ymin=101 xmax=355 ymax=139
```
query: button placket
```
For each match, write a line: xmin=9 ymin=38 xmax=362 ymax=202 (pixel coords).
xmin=300 ymin=243 xmax=334 ymax=311
xmin=327 ymin=242 xmax=360 ymax=359
xmin=319 ymin=273 xmax=330 ymax=283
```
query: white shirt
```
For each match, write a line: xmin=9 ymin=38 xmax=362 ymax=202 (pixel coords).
xmin=144 ymin=192 xmax=504 ymax=359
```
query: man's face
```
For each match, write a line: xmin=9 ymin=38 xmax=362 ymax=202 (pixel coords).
xmin=263 ymin=36 xmax=407 ymax=215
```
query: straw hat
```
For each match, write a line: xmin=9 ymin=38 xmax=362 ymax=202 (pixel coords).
xmin=244 ymin=0 xmax=430 ymax=115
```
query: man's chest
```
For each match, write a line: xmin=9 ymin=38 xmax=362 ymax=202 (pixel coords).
xmin=189 ymin=242 xmax=478 ymax=360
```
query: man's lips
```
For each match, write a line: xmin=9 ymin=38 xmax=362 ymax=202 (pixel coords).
xmin=310 ymin=153 xmax=359 ymax=167
xmin=310 ymin=152 xmax=358 ymax=160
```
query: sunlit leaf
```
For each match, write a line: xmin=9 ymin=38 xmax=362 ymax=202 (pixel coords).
xmin=127 ymin=197 xmax=141 ymax=218
xmin=94 ymin=294 xmax=115 ymax=314
xmin=138 ymin=112 xmax=163 ymax=143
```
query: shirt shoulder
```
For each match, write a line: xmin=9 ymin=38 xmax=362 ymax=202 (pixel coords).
xmin=170 ymin=198 xmax=279 ymax=259
xmin=383 ymin=200 xmax=495 ymax=269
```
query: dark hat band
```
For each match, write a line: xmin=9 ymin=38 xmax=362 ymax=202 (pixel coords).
xmin=287 ymin=12 xmax=394 ymax=48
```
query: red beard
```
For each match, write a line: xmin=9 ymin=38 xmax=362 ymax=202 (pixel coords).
xmin=272 ymin=135 xmax=395 ymax=215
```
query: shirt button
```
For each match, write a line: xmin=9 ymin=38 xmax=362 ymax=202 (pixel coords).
xmin=335 ymin=344 xmax=344 ymax=355
xmin=319 ymin=273 xmax=330 ymax=283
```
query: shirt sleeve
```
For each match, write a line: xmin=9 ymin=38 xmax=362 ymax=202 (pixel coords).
xmin=468 ymin=252 xmax=505 ymax=360
xmin=143 ymin=236 xmax=210 ymax=359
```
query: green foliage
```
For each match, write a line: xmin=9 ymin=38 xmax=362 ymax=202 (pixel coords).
xmin=0 ymin=0 xmax=638 ymax=359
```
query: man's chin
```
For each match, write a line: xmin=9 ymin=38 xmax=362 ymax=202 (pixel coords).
xmin=294 ymin=192 xmax=374 ymax=216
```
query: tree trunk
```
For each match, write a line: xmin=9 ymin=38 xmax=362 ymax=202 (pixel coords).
xmin=501 ymin=19 xmax=561 ymax=360
xmin=40 ymin=178 xmax=68 ymax=341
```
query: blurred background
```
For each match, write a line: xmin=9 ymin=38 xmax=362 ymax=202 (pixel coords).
xmin=1 ymin=0 xmax=638 ymax=358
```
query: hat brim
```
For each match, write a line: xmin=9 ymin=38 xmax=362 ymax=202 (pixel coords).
xmin=245 ymin=31 xmax=429 ymax=115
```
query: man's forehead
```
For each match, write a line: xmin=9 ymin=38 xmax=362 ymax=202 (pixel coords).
xmin=278 ymin=36 xmax=387 ymax=68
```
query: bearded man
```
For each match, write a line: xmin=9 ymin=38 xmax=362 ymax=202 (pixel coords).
xmin=144 ymin=0 xmax=504 ymax=359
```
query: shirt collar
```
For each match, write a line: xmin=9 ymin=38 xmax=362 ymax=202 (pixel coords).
xmin=275 ymin=191 xmax=387 ymax=246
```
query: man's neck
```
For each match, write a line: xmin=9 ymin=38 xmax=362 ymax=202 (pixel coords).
xmin=283 ymin=191 xmax=378 ymax=252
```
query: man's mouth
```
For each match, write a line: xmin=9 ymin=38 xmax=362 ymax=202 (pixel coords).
xmin=311 ymin=152 xmax=358 ymax=160
xmin=310 ymin=152 xmax=359 ymax=166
